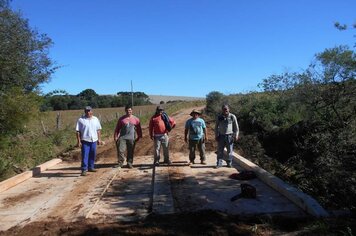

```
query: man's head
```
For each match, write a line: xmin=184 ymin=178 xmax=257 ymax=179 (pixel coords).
xmin=156 ymin=105 xmax=164 ymax=114
xmin=125 ymin=104 xmax=133 ymax=116
xmin=190 ymin=109 xmax=202 ymax=118
xmin=84 ymin=106 xmax=93 ymax=117
xmin=222 ymin=104 xmax=230 ymax=116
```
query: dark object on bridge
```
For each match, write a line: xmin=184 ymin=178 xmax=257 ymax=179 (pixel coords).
xmin=230 ymin=183 xmax=257 ymax=201
xmin=161 ymin=112 xmax=172 ymax=132
xmin=229 ymin=171 xmax=256 ymax=180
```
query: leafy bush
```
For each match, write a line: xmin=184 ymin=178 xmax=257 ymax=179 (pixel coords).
xmin=206 ymin=46 xmax=356 ymax=211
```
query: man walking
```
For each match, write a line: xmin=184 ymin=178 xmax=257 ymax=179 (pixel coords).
xmin=114 ymin=104 xmax=142 ymax=168
xmin=184 ymin=109 xmax=207 ymax=165
xmin=76 ymin=106 xmax=102 ymax=176
xmin=149 ymin=105 xmax=176 ymax=166
xmin=215 ymin=104 xmax=239 ymax=168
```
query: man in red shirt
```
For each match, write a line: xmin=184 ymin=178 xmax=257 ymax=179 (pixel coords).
xmin=149 ymin=105 xmax=176 ymax=166
xmin=114 ymin=105 xmax=142 ymax=168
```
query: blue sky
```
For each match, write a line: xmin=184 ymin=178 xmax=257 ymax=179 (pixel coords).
xmin=12 ymin=0 xmax=355 ymax=97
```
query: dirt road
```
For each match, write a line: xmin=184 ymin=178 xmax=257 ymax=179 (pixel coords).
xmin=0 ymin=106 xmax=307 ymax=235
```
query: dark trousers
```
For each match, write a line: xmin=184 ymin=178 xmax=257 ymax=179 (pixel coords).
xmin=216 ymin=134 xmax=234 ymax=165
xmin=117 ymin=138 xmax=135 ymax=164
xmin=188 ymin=138 xmax=206 ymax=162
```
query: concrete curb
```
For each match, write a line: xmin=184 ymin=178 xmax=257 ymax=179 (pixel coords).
xmin=0 ymin=158 xmax=62 ymax=193
xmin=232 ymin=152 xmax=329 ymax=218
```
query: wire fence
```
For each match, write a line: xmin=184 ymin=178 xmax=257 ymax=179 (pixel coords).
xmin=35 ymin=105 xmax=157 ymax=134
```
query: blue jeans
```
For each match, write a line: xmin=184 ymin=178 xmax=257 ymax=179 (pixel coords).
xmin=81 ymin=141 xmax=97 ymax=171
xmin=216 ymin=134 xmax=234 ymax=165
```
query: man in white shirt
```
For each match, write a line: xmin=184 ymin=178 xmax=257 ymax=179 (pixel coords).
xmin=76 ymin=106 xmax=102 ymax=176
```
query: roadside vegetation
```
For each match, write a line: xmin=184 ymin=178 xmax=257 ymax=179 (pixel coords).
xmin=206 ymin=45 xmax=356 ymax=213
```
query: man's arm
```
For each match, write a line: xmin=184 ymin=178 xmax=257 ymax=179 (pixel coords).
xmin=76 ymin=131 xmax=81 ymax=147
xmin=214 ymin=116 xmax=219 ymax=141
xmin=184 ymin=128 xmax=188 ymax=143
xmin=149 ymin=117 xmax=154 ymax=139
xmin=169 ymin=117 xmax=176 ymax=129
xmin=136 ymin=118 xmax=143 ymax=141
xmin=232 ymin=114 xmax=239 ymax=141
xmin=114 ymin=120 xmax=121 ymax=142
xmin=97 ymin=129 xmax=102 ymax=144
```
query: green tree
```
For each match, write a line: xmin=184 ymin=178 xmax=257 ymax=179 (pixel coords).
xmin=0 ymin=2 xmax=56 ymax=136
xmin=206 ymin=91 xmax=225 ymax=114
xmin=77 ymin=89 xmax=98 ymax=101
xmin=116 ymin=91 xmax=151 ymax=107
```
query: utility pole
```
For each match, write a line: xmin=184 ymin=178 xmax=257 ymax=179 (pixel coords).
xmin=131 ymin=80 xmax=134 ymax=107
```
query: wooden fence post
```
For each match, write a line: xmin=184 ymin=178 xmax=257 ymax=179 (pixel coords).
xmin=56 ymin=112 xmax=61 ymax=130
xmin=41 ymin=120 xmax=47 ymax=134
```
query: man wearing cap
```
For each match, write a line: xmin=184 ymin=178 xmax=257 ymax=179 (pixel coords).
xmin=214 ymin=104 xmax=239 ymax=168
xmin=76 ymin=106 xmax=102 ymax=176
xmin=149 ymin=105 xmax=176 ymax=165
xmin=114 ymin=104 xmax=142 ymax=169
xmin=184 ymin=109 xmax=207 ymax=165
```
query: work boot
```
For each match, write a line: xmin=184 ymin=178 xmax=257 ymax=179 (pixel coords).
xmin=127 ymin=163 xmax=133 ymax=169
xmin=81 ymin=171 xmax=87 ymax=176
xmin=226 ymin=162 xmax=232 ymax=168
xmin=88 ymin=168 xmax=97 ymax=172
xmin=201 ymin=160 xmax=207 ymax=165
xmin=154 ymin=161 xmax=160 ymax=166
xmin=164 ymin=160 xmax=172 ymax=165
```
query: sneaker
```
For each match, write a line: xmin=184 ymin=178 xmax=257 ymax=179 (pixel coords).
xmin=201 ymin=160 xmax=207 ymax=165
xmin=88 ymin=169 xmax=97 ymax=172
xmin=189 ymin=160 xmax=195 ymax=165
xmin=226 ymin=162 xmax=232 ymax=168
xmin=164 ymin=160 xmax=172 ymax=165
xmin=214 ymin=163 xmax=223 ymax=169
xmin=154 ymin=161 xmax=160 ymax=166
xmin=81 ymin=171 xmax=87 ymax=176
xmin=114 ymin=163 xmax=123 ymax=168
xmin=127 ymin=163 xmax=133 ymax=169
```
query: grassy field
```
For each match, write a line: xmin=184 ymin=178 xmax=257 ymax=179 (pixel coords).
xmin=34 ymin=104 xmax=158 ymax=134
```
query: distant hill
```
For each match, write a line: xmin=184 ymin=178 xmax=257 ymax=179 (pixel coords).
xmin=148 ymin=95 xmax=205 ymax=104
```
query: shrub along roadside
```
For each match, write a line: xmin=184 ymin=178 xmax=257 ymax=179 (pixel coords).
xmin=205 ymin=46 xmax=356 ymax=211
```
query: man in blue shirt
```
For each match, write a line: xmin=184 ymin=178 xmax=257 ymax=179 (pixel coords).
xmin=184 ymin=109 xmax=208 ymax=165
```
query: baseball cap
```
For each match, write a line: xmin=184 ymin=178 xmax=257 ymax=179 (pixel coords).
xmin=84 ymin=106 xmax=92 ymax=111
